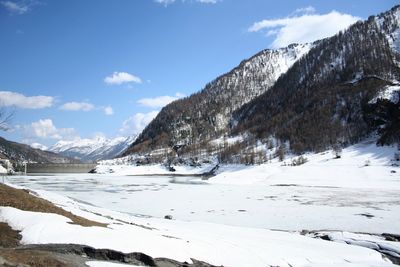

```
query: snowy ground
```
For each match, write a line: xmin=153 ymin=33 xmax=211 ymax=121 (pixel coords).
xmin=1 ymin=142 xmax=400 ymax=266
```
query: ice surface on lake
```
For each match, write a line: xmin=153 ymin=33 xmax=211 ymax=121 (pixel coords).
xmin=7 ymin=143 xmax=400 ymax=234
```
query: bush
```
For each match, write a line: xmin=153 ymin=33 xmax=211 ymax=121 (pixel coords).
xmin=332 ymin=144 xmax=342 ymax=159
xmin=276 ymin=145 xmax=285 ymax=162
xmin=291 ymin=155 xmax=308 ymax=166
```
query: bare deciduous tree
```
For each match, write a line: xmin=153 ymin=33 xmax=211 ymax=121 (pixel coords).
xmin=0 ymin=106 xmax=14 ymax=131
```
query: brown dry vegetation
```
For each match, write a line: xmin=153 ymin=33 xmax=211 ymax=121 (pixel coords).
xmin=0 ymin=223 xmax=21 ymax=248
xmin=0 ymin=183 xmax=104 ymax=266
xmin=0 ymin=183 xmax=106 ymax=227
xmin=0 ymin=184 xmax=218 ymax=267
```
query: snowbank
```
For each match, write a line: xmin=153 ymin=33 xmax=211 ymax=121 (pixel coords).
xmin=210 ymin=142 xmax=399 ymax=189
xmin=0 ymin=205 xmax=395 ymax=267
xmin=0 ymin=165 xmax=7 ymax=174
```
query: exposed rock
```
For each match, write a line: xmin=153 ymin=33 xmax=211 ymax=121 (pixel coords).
xmin=383 ymin=233 xmax=400 ymax=242
xmin=11 ymin=244 xmax=220 ymax=267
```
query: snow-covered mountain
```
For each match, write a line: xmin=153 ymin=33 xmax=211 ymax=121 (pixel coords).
xmin=124 ymin=5 xmax=400 ymax=162
xmin=234 ymin=5 xmax=400 ymax=152
xmin=0 ymin=136 xmax=79 ymax=164
xmin=50 ymin=135 xmax=136 ymax=163
xmin=124 ymin=43 xmax=312 ymax=156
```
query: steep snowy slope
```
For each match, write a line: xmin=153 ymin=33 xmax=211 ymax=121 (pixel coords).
xmin=125 ymin=5 xmax=400 ymax=163
xmin=50 ymin=135 xmax=136 ymax=163
xmin=234 ymin=5 xmax=400 ymax=152
xmin=124 ymin=43 xmax=311 ymax=155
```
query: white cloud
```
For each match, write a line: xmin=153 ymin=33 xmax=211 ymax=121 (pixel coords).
xmin=0 ymin=91 xmax=54 ymax=109
xmin=60 ymin=101 xmax=95 ymax=112
xmin=137 ymin=93 xmax=184 ymax=108
xmin=104 ymin=72 xmax=142 ymax=85
xmin=248 ymin=8 xmax=360 ymax=48
xmin=196 ymin=0 xmax=219 ymax=3
xmin=292 ymin=6 xmax=316 ymax=15
xmin=104 ymin=106 xmax=114 ymax=115
xmin=1 ymin=1 xmax=28 ymax=14
xmin=119 ymin=111 xmax=158 ymax=135
xmin=155 ymin=0 xmax=220 ymax=6
xmin=60 ymin=102 xmax=114 ymax=116
xmin=30 ymin=142 xmax=48 ymax=151
xmin=155 ymin=0 xmax=175 ymax=6
xmin=21 ymin=119 xmax=76 ymax=140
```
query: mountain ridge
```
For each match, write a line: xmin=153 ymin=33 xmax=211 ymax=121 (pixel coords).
xmin=122 ymin=5 xmax=400 ymax=163
xmin=50 ymin=135 xmax=136 ymax=163
xmin=124 ymin=43 xmax=312 ymax=156
xmin=0 ymin=136 xmax=80 ymax=167
xmin=232 ymin=5 xmax=400 ymax=153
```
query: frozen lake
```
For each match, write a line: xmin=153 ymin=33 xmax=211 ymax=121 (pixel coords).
xmin=3 ymin=144 xmax=399 ymax=267
xmin=8 ymin=170 xmax=400 ymax=234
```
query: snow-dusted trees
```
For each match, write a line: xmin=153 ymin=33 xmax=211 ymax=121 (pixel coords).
xmin=234 ymin=6 xmax=400 ymax=153
xmin=124 ymin=5 xmax=400 ymax=162
xmin=124 ymin=45 xmax=310 ymax=157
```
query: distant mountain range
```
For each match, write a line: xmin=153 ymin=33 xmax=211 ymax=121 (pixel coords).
xmin=0 ymin=136 xmax=78 ymax=164
xmin=49 ymin=135 xmax=136 ymax=163
xmin=0 ymin=135 xmax=136 ymax=166
xmin=123 ymin=5 xmax=400 ymax=163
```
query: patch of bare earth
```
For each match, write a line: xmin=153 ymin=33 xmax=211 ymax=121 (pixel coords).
xmin=0 ymin=183 xmax=105 ymax=227
xmin=0 ymin=223 xmax=21 ymax=248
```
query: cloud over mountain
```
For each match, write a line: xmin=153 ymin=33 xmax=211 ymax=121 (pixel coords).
xmin=249 ymin=8 xmax=360 ymax=48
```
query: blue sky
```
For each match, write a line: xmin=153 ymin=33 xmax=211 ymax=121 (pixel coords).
xmin=0 ymin=0 xmax=398 ymax=149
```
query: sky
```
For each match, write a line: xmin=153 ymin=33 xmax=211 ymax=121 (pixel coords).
xmin=0 ymin=0 xmax=398 ymax=149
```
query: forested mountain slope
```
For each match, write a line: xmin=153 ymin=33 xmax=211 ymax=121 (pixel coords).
xmin=124 ymin=43 xmax=311 ymax=155
xmin=233 ymin=5 xmax=400 ymax=153
xmin=123 ymin=5 xmax=400 ymax=162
